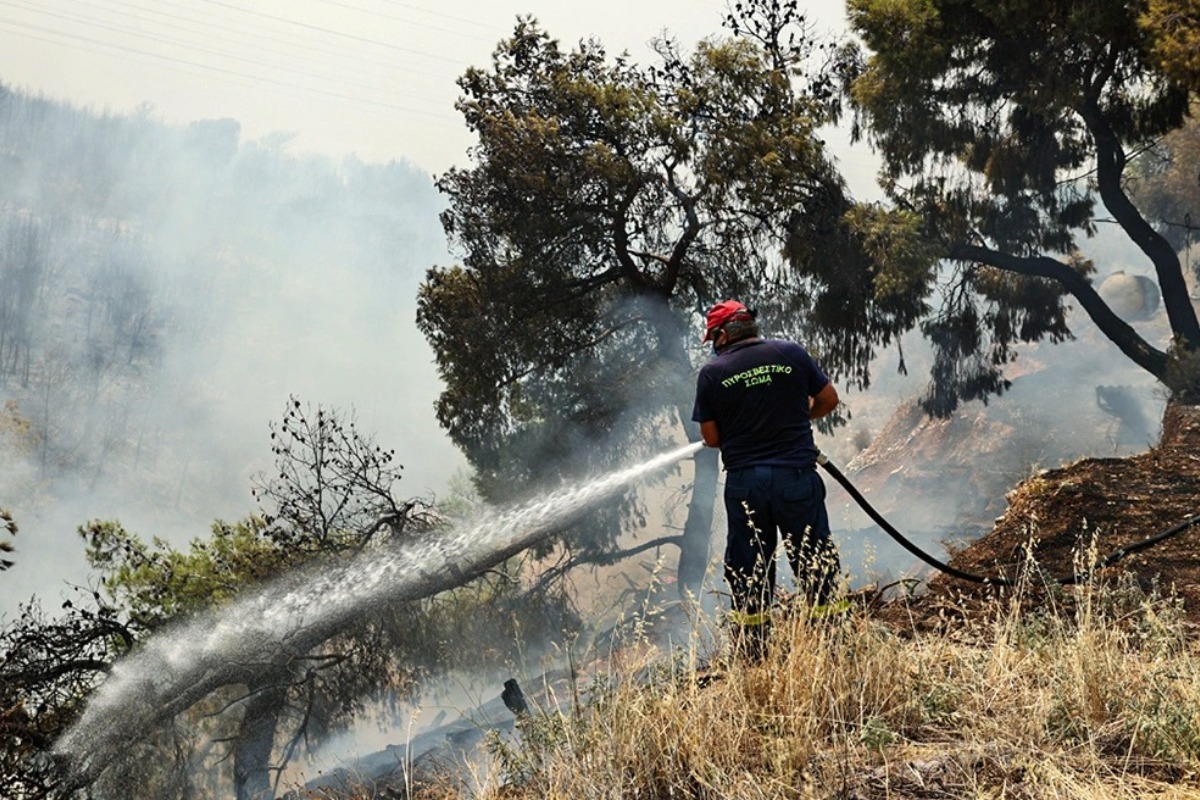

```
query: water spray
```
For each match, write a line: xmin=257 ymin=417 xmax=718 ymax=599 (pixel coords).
xmin=57 ymin=441 xmax=704 ymax=787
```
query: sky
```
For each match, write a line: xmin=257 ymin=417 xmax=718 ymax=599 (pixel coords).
xmin=0 ymin=0 xmax=881 ymax=190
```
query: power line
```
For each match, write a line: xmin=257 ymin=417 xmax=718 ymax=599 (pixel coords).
xmin=0 ymin=16 xmax=459 ymax=122
xmin=73 ymin=0 xmax=461 ymax=87
xmin=0 ymin=20 xmax=297 ymax=107
xmin=197 ymin=0 xmax=465 ymax=65
xmin=308 ymin=0 xmax=498 ymax=43
xmin=7 ymin=0 xmax=455 ymax=109
xmin=379 ymin=0 xmax=505 ymax=32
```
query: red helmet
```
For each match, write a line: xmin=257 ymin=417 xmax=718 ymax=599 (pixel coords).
xmin=701 ymin=300 xmax=754 ymax=342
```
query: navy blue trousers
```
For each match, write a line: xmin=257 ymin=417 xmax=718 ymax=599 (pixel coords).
xmin=722 ymin=465 xmax=839 ymax=623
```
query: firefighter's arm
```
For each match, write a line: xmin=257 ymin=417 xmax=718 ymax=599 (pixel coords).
xmin=700 ymin=420 xmax=720 ymax=447
xmin=809 ymin=382 xmax=839 ymax=420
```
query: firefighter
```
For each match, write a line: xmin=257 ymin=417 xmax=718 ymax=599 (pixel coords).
xmin=691 ymin=300 xmax=842 ymax=660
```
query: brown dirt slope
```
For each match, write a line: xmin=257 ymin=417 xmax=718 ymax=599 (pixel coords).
xmin=890 ymin=402 xmax=1200 ymax=626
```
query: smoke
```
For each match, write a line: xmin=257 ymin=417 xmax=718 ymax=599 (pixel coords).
xmin=1 ymin=84 xmax=1177 ymax=611
xmin=0 ymin=89 xmax=464 ymax=616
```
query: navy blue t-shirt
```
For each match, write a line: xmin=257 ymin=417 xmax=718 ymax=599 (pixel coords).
xmin=691 ymin=338 xmax=830 ymax=470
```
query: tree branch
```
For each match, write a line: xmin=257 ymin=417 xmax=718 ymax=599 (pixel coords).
xmin=663 ymin=168 xmax=703 ymax=294
xmin=948 ymin=242 xmax=1169 ymax=378
xmin=612 ymin=189 xmax=651 ymax=289
xmin=531 ymin=535 xmax=685 ymax=595
xmin=1077 ymin=93 xmax=1200 ymax=348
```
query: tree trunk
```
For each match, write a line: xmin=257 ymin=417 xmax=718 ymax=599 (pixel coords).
xmin=677 ymin=440 xmax=719 ymax=599
xmin=948 ymin=244 xmax=1170 ymax=379
xmin=646 ymin=293 xmax=719 ymax=601
xmin=1082 ymin=103 xmax=1200 ymax=351
xmin=233 ymin=680 xmax=285 ymax=800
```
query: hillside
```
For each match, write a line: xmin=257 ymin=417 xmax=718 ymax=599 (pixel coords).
xmin=889 ymin=402 xmax=1200 ymax=629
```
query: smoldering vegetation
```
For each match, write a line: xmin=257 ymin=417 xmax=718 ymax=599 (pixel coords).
xmin=0 ymin=83 xmax=461 ymax=611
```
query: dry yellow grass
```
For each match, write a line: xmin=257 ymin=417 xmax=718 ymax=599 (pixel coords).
xmin=425 ymin=578 xmax=1200 ymax=799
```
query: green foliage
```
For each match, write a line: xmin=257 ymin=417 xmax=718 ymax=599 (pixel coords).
xmin=847 ymin=0 xmax=1200 ymax=408
xmin=420 ymin=6 xmax=939 ymax=551
xmin=486 ymin=707 xmax=576 ymax=790
xmin=809 ymin=204 xmax=940 ymax=390
xmin=849 ymin=0 xmax=1188 ymax=198
xmin=858 ymin=714 xmax=899 ymax=750
xmin=1127 ymin=104 xmax=1200 ymax=255
xmin=0 ymin=595 xmax=136 ymax=798
xmin=1126 ymin=672 xmax=1200 ymax=763
xmin=1 ymin=399 xmax=582 ymax=798
xmin=1141 ymin=0 xmax=1200 ymax=87
xmin=80 ymin=399 xmax=419 ymax=629
xmin=80 ymin=517 xmax=281 ymax=627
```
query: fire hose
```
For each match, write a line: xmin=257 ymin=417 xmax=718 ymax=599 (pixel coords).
xmin=817 ymin=452 xmax=1200 ymax=587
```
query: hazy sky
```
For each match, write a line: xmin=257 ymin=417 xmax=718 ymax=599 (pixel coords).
xmin=0 ymin=0 xmax=879 ymax=188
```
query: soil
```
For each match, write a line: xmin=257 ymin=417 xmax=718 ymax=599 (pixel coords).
xmin=874 ymin=402 xmax=1200 ymax=630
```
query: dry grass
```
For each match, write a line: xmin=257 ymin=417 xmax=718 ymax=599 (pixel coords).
xmin=420 ymin=577 xmax=1200 ymax=800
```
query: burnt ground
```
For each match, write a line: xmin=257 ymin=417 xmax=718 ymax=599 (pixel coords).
xmin=875 ymin=402 xmax=1200 ymax=630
